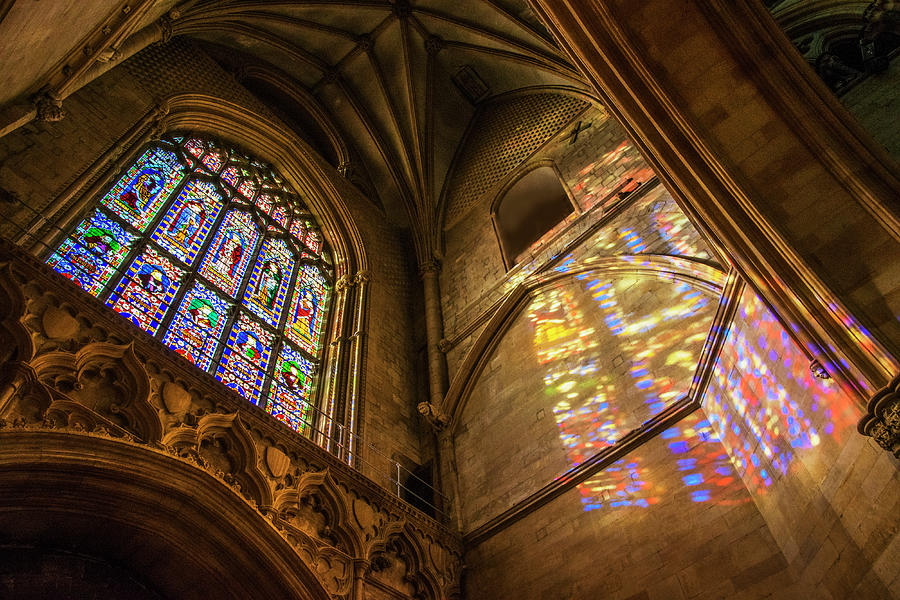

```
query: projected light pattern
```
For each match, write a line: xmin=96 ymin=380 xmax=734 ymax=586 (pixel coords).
xmin=703 ymin=288 xmax=859 ymax=493
xmin=568 ymin=140 xmax=655 ymax=211
xmin=578 ymin=411 xmax=746 ymax=510
xmin=529 ymin=273 xmax=716 ymax=469
xmin=553 ymin=185 xmax=715 ymax=276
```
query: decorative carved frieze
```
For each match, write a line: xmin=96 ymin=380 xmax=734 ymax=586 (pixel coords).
xmin=0 ymin=242 xmax=461 ymax=599
xmin=859 ymin=373 xmax=900 ymax=457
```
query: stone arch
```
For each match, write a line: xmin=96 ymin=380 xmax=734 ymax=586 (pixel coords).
xmin=0 ymin=429 xmax=332 ymax=600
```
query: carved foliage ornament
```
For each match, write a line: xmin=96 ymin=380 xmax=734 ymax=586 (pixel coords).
xmin=859 ymin=373 xmax=900 ymax=457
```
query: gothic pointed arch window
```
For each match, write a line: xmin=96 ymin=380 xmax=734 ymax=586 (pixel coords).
xmin=45 ymin=134 xmax=333 ymax=434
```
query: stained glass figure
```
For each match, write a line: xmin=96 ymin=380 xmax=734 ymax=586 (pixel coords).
xmin=47 ymin=209 xmax=137 ymax=295
xmin=216 ymin=313 xmax=274 ymax=404
xmin=46 ymin=134 xmax=332 ymax=442
xmin=162 ymin=282 xmax=230 ymax=370
xmin=101 ymin=147 xmax=185 ymax=231
xmin=199 ymin=210 xmax=259 ymax=296
xmin=285 ymin=265 xmax=328 ymax=353
xmin=243 ymin=238 xmax=294 ymax=327
xmin=107 ymin=245 xmax=184 ymax=335
xmin=266 ymin=345 xmax=315 ymax=432
xmin=151 ymin=180 xmax=223 ymax=266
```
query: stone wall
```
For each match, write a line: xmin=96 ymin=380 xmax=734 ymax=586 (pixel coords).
xmin=465 ymin=411 xmax=801 ymax=599
xmin=703 ymin=287 xmax=900 ymax=597
xmin=0 ymin=38 xmax=425 ymax=492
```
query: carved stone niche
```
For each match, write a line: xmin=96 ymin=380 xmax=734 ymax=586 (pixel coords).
xmin=859 ymin=374 xmax=900 ymax=457
xmin=28 ymin=342 xmax=161 ymax=441
xmin=275 ymin=469 xmax=354 ymax=554
xmin=161 ymin=412 xmax=272 ymax=507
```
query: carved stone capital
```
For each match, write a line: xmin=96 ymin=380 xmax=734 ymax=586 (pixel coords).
xmin=335 ymin=274 xmax=354 ymax=292
xmin=33 ymin=90 xmax=64 ymax=122
xmin=859 ymin=373 xmax=900 ymax=457
xmin=354 ymin=270 xmax=370 ymax=284
xmin=418 ymin=259 xmax=440 ymax=278
xmin=417 ymin=401 xmax=449 ymax=431
xmin=425 ymin=35 xmax=444 ymax=55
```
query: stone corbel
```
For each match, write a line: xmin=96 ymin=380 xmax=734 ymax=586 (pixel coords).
xmin=33 ymin=89 xmax=64 ymax=122
xmin=859 ymin=374 xmax=900 ymax=457
xmin=417 ymin=401 xmax=449 ymax=432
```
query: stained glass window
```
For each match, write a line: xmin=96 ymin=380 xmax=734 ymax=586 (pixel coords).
xmin=46 ymin=133 xmax=333 ymax=438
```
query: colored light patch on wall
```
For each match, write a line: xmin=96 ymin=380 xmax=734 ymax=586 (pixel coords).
xmin=150 ymin=179 xmax=223 ymax=266
xmin=199 ymin=210 xmax=260 ymax=297
xmin=107 ymin=245 xmax=184 ymax=335
xmin=101 ymin=147 xmax=185 ymax=232
xmin=702 ymin=288 xmax=859 ymax=494
xmin=46 ymin=209 xmax=136 ymax=296
xmin=215 ymin=313 xmax=274 ymax=405
xmin=578 ymin=412 xmax=746 ymax=510
xmin=559 ymin=184 xmax=715 ymax=269
xmin=243 ymin=238 xmax=295 ymax=327
xmin=162 ymin=282 xmax=230 ymax=370
xmin=285 ymin=265 xmax=328 ymax=354
xmin=265 ymin=345 xmax=315 ymax=434
xmin=530 ymin=274 xmax=716 ymax=470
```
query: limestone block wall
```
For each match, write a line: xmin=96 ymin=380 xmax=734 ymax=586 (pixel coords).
xmin=0 ymin=38 xmax=425 ymax=491
xmin=703 ymin=287 xmax=900 ymax=597
xmin=439 ymin=103 xmax=654 ymax=343
xmin=465 ymin=411 xmax=802 ymax=599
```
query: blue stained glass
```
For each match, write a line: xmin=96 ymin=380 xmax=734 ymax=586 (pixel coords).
xmin=46 ymin=209 xmax=137 ymax=296
xmin=243 ymin=238 xmax=294 ymax=327
xmin=265 ymin=345 xmax=315 ymax=433
xmin=162 ymin=282 xmax=230 ymax=370
xmin=215 ymin=313 xmax=273 ymax=405
xmin=107 ymin=245 xmax=184 ymax=335
xmin=150 ymin=180 xmax=224 ymax=266
xmin=199 ymin=210 xmax=259 ymax=297
xmin=101 ymin=147 xmax=185 ymax=232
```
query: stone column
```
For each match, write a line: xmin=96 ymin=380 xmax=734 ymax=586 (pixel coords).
xmin=351 ymin=558 xmax=369 ymax=600
xmin=419 ymin=260 xmax=448 ymax=407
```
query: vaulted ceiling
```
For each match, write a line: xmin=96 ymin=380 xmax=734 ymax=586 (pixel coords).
xmin=0 ymin=0 xmax=592 ymax=259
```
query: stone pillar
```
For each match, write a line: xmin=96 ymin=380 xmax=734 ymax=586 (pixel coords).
xmin=419 ymin=260 xmax=448 ymax=407
xmin=351 ymin=558 xmax=369 ymax=600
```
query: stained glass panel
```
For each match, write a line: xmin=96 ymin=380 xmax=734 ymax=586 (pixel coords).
xmin=107 ymin=245 xmax=184 ymax=335
xmin=285 ymin=265 xmax=328 ymax=354
xmin=271 ymin=205 xmax=288 ymax=229
xmin=222 ymin=166 xmax=240 ymax=188
xmin=289 ymin=218 xmax=306 ymax=241
xmin=201 ymin=149 xmax=223 ymax=173
xmin=101 ymin=147 xmax=185 ymax=232
xmin=305 ymin=229 xmax=322 ymax=255
xmin=256 ymin=193 xmax=274 ymax=215
xmin=265 ymin=345 xmax=315 ymax=433
xmin=238 ymin=178 xmax=257 ymax=200
xmin=162 ymin=282 xmax=230 ymax=370
xmin=199 ymin=210 xmax=259 ymax=297
xmin=150 ymin=179 xmax=224 ymax=266
xmin=215 ymin=313 xmax=274 ymax=404
xmin=185 ymin=138 xmax=205 ymax=157
xmin=243 ymin=237 xmax=295 ymax=327
xmin=46 ymin=209 xmax=137 ymax=296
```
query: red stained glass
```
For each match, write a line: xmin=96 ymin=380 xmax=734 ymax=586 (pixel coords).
xmin=285 ymin=265 xmax=328 ymax=355
xmin=199 ymin=210 xmax=260 ymax=297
